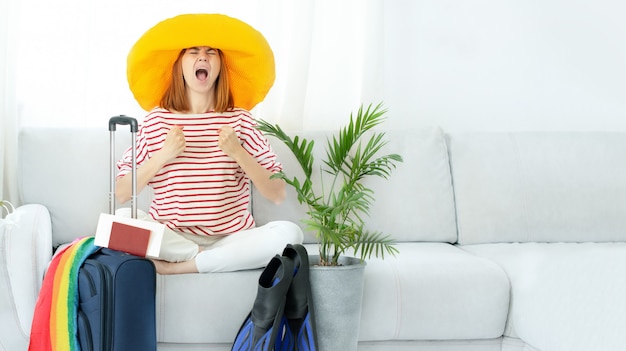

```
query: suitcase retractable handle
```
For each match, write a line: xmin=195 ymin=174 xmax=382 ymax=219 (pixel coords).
xmin=109 ymin=115 xmax=138 ymax=219
xmin=109 ymin=116 xmax=139 ymax=133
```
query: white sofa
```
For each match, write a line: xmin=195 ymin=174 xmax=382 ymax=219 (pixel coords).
xmin=3 ymin=126 xmax=626 ymax=351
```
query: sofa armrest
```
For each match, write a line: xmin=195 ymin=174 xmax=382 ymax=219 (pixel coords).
xmin=0 ymin=204 xmax=52 ymax=349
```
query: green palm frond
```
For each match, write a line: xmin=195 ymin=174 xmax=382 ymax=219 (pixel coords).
xmin=352 ymin=230 xmax=400 ymax=261
xmin=324 ymin=102 xmax=387 ymax=175
xmin=257 ymin=102 xmax=402 ymax=266
xmin=257 ymin=120 xmax=315 ymax=178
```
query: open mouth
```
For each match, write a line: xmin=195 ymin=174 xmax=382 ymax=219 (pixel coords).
xmin=195 ymin=68 xmax=208 ymax=80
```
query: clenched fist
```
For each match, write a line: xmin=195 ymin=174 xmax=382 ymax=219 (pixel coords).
xmin=218 ymin=126 xmax=244 ymax=159
xmin=160 ymin=126 xmax=186 ymax=162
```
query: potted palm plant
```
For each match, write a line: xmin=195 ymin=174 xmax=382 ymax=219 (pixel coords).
xmin=257 ymin=102 xmax=402 ymax=350
xmin=257 ymin=102 xmax=401 ymax=265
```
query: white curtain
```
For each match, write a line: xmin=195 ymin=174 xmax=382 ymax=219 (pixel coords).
xmin=12 ymin=0 xmax=385 ymax=129
xmin=3 ymin=0 xmax=386 ymax=205
xmin=1 ymin=0 xmax=19 ymax=204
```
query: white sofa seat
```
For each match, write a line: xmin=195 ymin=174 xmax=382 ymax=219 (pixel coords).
xmin=358 ymin=243 xmax=509 ymax=342
xmin=463 ymin=243 xmax=626 ymax=351
xmin=155 ymin=271 xmax=261 ymax=345
xmin=153 ymin=242 xmax=510 ymax=348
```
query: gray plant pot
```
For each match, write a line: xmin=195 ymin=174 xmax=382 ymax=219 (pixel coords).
xmin=308 ymin=255 xmax=366 ymax=351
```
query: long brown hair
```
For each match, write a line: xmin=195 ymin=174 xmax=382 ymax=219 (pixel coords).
xmin=160 ymin=48 xmax=234 ymax=113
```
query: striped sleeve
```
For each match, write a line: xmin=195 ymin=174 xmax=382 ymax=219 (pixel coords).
xmin=116 ymin=126 xmax=150 ymax=178
xmin=239 ymin=112 xmax=282 ymax=173
xmin=116 ymin=109 xmax=166 ymax=178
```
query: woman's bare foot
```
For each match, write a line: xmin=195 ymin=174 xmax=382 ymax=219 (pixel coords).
xmin=150 ymin=259 xmax=199 ymax=275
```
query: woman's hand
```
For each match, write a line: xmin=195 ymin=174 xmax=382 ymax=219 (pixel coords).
xmin=218 ymin=125 xmax=286 ymax=204
xmin=159 ymin=126 xmax=186 ymax=162
xmin=115 ymin=126 xmax=186 ymax=204
xmin=218 ymin=126 xmax=244 ymax=159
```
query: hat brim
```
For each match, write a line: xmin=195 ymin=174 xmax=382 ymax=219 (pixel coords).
xmin=127 ymin=14 xmax=275 ymax=111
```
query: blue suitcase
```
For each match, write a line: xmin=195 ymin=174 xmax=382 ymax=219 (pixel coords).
xmin=75 ymin=116 xmax=157 ymax=351
xmin=77 ymin=248 xmax=156 ymax=351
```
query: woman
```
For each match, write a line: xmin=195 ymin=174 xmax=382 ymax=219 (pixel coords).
xmin=116 ymin=14 xmax=303 ymax=274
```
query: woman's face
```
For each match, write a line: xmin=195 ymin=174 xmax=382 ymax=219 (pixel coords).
xmin=181 ymin=46 xmax=221 ymax=94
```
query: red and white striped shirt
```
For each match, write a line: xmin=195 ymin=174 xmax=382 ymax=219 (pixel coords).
xmin=117 ymin=108 xmax=282 ymax=236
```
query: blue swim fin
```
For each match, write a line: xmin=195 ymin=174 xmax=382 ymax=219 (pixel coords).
xmin=281 ymin=244 xmax=318 ymax=351
xmin=232 ymin=255 xmax=294 ymax=351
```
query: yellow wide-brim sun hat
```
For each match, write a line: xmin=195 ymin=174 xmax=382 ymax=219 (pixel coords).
xmin=127 ymin=13 xmax=275 ymax=111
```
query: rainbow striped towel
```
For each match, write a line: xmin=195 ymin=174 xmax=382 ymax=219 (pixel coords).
xmin=29 ymin=236 xmax=99 ymax=351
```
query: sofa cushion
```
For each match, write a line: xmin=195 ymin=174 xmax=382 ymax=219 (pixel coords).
xmin=463 ymin=243 xmax=626 ymax=351
xmin=358 ymin=243 xmax=509 ymax=341
xmin=448 ymin=132 xmax=626 ymax=244
xmin=155 ymin=243 xmax=510 ymax=344
xmin=155 ymin=269 xmax=261 ymax=344
xmin=253 ymin=127 xmax=458 ymax=243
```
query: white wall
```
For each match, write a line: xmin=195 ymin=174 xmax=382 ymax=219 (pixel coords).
xmin=13 ymin=0 xmax=626 ymax=132
xmin=382 ymin=0 xmax=626 ymax=132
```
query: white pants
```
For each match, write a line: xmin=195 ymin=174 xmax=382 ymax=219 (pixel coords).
xmin=116 ymin=209 xmax=303 ymax=273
